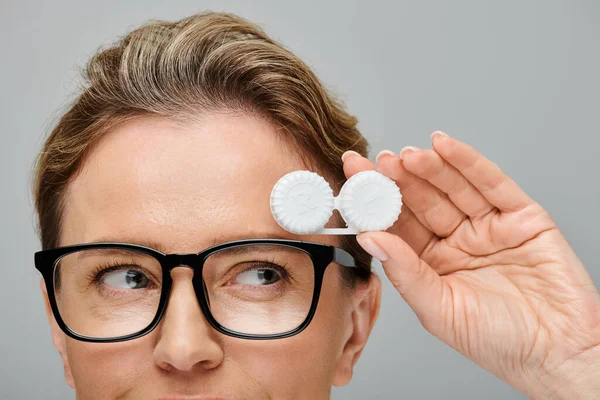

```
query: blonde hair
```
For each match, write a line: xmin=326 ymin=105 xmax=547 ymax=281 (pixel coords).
xmin=31 ymin=11 xmax=372 ymax=283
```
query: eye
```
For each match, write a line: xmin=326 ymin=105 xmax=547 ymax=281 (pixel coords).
xmin=102 ymin=270 xmax=150 ymax=290
xmin=234 ymin=267 xmax=282 ymax=286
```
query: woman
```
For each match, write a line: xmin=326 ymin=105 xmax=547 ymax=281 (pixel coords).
xmin=31 ymin=11 xmax=600 ymax=399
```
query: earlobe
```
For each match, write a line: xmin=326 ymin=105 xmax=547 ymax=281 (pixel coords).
xmin=332 ymin=274 xmax=382 ymax=387
xmin=40 ymin=278 xmax=75 ymax=389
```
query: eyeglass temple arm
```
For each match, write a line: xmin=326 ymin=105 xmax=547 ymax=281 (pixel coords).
xmin=334 ymin=247 xmax=357 ymax=268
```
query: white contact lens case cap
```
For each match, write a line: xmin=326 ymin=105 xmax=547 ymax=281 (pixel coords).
xmin=270 ymin=170 xmax=402 ymax=235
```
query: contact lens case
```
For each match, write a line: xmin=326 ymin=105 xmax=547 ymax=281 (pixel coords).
xmin=270 ymin=170 xmax=402 ymax=235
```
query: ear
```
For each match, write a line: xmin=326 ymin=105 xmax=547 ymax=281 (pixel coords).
xmin=332 ymin=273 xmax=382 ymax=387
xmin=40 ymin=278 xmax=75 ymax=389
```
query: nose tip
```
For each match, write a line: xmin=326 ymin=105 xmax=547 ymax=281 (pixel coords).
xmin=153 ymin=265 xmax=224 ymax=372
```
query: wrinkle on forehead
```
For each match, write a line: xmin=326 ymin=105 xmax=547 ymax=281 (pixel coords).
xmin=60 ymin=113 xmax=340 ymax=253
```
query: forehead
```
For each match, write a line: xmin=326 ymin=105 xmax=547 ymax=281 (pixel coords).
xmin=61 ymin=113 xmax=338 ymax=251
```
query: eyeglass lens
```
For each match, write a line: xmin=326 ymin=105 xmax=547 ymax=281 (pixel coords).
xmin=52 ymin=244 xmax=315 ymax=338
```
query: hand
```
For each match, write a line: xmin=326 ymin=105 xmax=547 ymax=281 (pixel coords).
xmin=343 ymin=131 xmax=600 ymax=399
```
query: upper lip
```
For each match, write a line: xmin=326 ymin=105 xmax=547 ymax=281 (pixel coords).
xmin=155 ymin=397 xmax=227 ymax=400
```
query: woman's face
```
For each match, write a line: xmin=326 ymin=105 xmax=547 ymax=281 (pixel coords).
xmin=41 ymin=113 xmax=381 ymax=399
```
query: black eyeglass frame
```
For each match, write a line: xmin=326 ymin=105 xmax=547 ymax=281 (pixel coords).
xmin=35 ymin=238 xmax=357 ymax=343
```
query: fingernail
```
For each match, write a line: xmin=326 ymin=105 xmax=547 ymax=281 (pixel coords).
xmin=356 ymin=235 xmax=389 ymax=262
xmin=376 ymin=149 xmax=396 ymax=163
xmin=341 ymin=150 xmax=361 ymax=162
xmin=399 ymin=146 xmax=419 ymax=160
xmin=431 ymin=131 xmax=449 ymax=140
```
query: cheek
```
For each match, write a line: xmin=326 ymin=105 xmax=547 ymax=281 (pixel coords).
xmin=65 ymin=339 xmax=149 ymax=397
xmin=62 ymin=271 xmax=349 ymax=398
xmin=227 ymin=269 xmax=348 ymax=395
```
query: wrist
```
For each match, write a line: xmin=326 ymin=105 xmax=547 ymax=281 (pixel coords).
xmin=527 ymin=345 xmax=600 ymax=400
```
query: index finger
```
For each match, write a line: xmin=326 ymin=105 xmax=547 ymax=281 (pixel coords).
xmin=431 ymin=132 xmax=535 ymax=213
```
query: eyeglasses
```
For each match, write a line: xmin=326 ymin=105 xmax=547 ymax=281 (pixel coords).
xmin=35 ymin=238 xmax=356 ymax=343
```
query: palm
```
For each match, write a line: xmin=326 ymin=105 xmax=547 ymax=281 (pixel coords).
xmin=429 ymin=206 xmax=595 ymax=380
xmin=343 ymin=134 xmax=600 ymax=395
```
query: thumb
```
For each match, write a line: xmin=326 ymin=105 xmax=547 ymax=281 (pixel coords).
xmin=356 ymin=231 xmax=445 ymax=331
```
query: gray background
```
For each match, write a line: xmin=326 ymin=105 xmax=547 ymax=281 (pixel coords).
xmin=1 ymin=0 xmax=598 ymax=399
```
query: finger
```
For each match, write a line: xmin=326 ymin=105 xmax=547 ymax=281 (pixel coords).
xmin=376 ymin=151 xmax=466 ymax=238
xmin=431 ymin=132 xmax=535 ymax=213
xmin=341 ymin=150 xmax=376 ymax=178
xmin=387 ymin=203 xmax=437 ymax=256
xmin=356 ymin=231 xmax=446 ymax=335
xmin=401 ymin=146 xmax=495 ymax=218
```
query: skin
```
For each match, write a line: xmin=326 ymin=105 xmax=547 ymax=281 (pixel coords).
xmin=40 ymin=110 xmax=600 ymax=398
xmin=40 ymin=113 xmax=381 ymax=400
xmin=347 ymin=132 xmax=600 ymax=398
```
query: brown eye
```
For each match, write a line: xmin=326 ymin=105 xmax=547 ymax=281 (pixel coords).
xmin=102 ymin=270 xmax=150 ymax=290
xmin=234 ymin=267 xmax=283 ymax=286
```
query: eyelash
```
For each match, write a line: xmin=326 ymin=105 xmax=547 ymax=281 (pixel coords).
xmin=86 ymin=259 xmax=295 ymax=296
xmin=228 ymin=261 xmax=294 ymax=288
xmin=86 ymin=261 xmax=158 ymax=298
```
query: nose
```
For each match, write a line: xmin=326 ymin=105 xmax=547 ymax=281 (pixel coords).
xmin=153 ymin=266 xmax=224 ymax=372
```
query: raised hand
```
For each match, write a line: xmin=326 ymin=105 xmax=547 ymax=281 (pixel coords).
xmin=343 ymin=131 xmax=600 ymax=399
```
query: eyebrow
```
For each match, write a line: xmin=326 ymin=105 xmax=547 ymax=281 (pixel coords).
xmin=88 ymin=231 xmax=299 ymax=254
xmin=87 ymin=237 xmax=169 ymax=253
xmin=75 ymin=247 xmax=152 ymax=261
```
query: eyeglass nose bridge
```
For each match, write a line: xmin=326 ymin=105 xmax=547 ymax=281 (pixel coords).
xmin=160 ymin=253 xmax=212 ymax=311
xmin=163 ymin=253 xmax=205 ymax=271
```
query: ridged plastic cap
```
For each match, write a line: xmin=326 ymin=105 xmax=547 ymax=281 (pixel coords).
xmin=337 ymin=170 xmax=402 ymax=231
xmin=270 ymin=170 xmax=334 ymax=234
